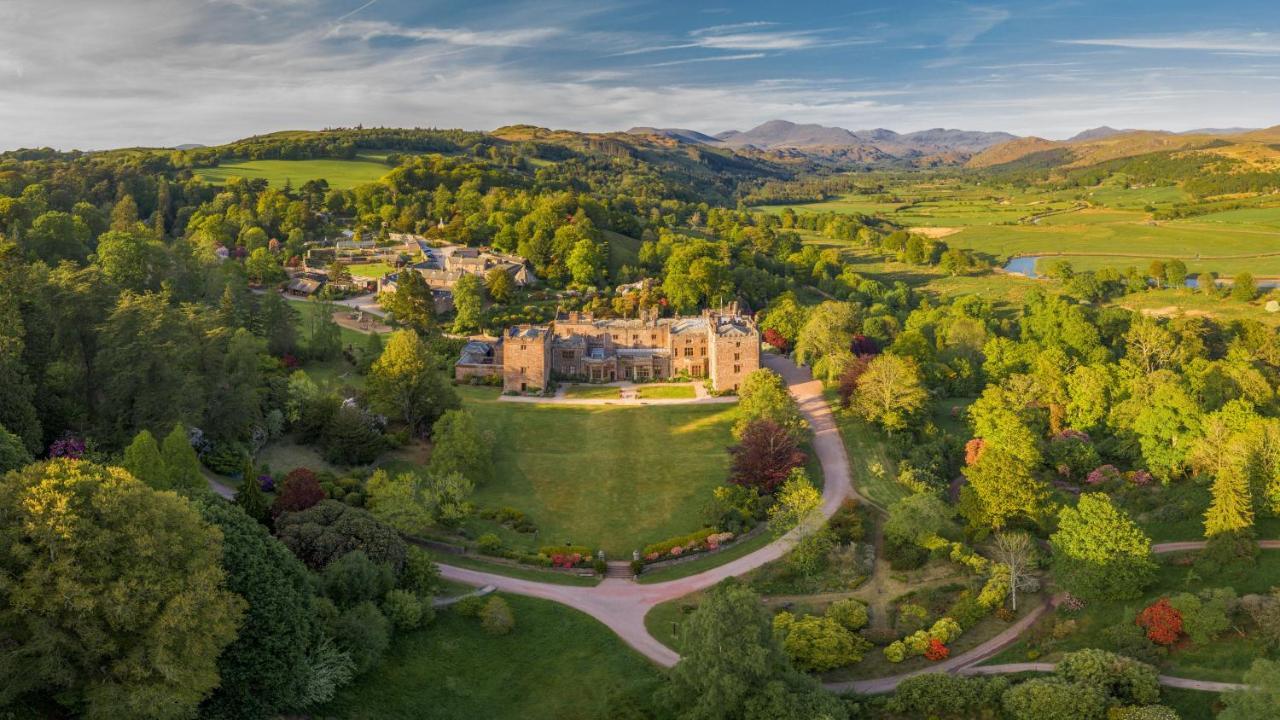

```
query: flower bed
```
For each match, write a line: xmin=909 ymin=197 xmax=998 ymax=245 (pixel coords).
xmin=884 ymin=617 xmax=962 ymax=663
xmin=641 ymin=528 xmax=733 ymax=563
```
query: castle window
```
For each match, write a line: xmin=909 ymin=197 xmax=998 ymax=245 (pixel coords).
xmin=520 ymin=345 xmax=526 ymax=351
xmin=701 ymin=347 xmax=706 ymax=356
xmin=734 ymin=353 xmax=740 ymax=361
xmin=684 ymin=347 xmax=693 ymax=357
xmin=736 ymin=341 xmax=741 ymax=347
xmin=733 ymin=364 xmax=741 ymax=373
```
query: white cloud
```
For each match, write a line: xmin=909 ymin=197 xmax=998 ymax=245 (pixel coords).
xmin=645 ymin=53 xmax=766 ymax=68
xmin=1061 ymin=31 xmax=1280 ymax=55
xmin=326 ymin=20 xmax=563 ymax=47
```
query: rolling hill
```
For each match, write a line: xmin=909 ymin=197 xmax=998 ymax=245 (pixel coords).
xmin=969 ymin=125 xmax=1280 ymax=171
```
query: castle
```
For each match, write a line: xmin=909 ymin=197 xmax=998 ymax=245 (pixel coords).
xmin=455 ymin=306 xmax=761 ymax=394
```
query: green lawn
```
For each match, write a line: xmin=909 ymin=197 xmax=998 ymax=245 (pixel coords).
xmin=320 ymin=594 xmax=667 ymax=720
xmin=195 ymin=156 xmax=391 ymax=189
xmin=637 ymin=385 xmax=697 ymax=399
xmin=984 ymin=551 xmax=1280 ymax=682
xmin=562 ymin=384 xmax=621 ymax=400
xmin=444 ymin=387 xmax=736 ymax=557
xmin=347 ymin=262 xmax=400 ymax=279
xmin=829 ymin=398 xmax=903 ymax=512
xmin=604 ymin=229 xmax=642 ymax=275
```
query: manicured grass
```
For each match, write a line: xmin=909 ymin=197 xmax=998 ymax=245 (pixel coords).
xmin=562 ymin=384 xmax=621 ymax=400
xmin=443 ymin=387 xmax=736 ymax=557
xmin=347 ymin=262 xmax=400 ymax=279
xmin=984 ymin=551 xmax=1280 ymax=682
xmin=637 ymin=384 xmax=697 ymax=399
xmin=320 ymin=594 xmax=667 ymax=720
xmin=196 ymin=155 xmax=391 ymax=189
xmin=829 ymin=398 xmax=903 ymax=512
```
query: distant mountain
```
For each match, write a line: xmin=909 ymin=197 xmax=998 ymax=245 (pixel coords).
xmin=626 ymin=120 xmax=1016 ymax=166
xmin=1068 ymin=126 xmax=1137 ymax=142
xmin=173 ymin=143 xmax=206 ymax=150
xmin=626 ymin=127 xmax=723 ymax=145
xmin=970 ymin=124 xmax=1280 ymax=170
xmin=1178 ymin=127 xmax=1258 ymax=136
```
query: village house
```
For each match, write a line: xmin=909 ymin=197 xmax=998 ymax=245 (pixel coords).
xmin=455 ymin=305 xmax=760 ymax=394
xmin=378 ymin=241 xmax=535 ymax=295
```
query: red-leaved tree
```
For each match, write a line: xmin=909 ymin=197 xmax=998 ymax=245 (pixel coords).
xmin=924 ymin=638 xmax=949 ymax=661
xmin=964 ymin=438 xmax=987 ymax=466
xmin=837 ymin=356 xmax=871 ymax=408
xmin=1136 ymin=598 xmax=1183 ymax=645
xmin=728 ymin=419 xmax=806 ymax=494
xmin=271 ymin=467 xmax=326 ymax=519
xmin=763 ymin=328 xmax=790 ymax=353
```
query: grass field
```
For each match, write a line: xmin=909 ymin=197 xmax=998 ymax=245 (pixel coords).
xmin=829 ymin=396 xmax=904 ymax=512
xmin=984 ymin=551 xmax=1280 ymax=683
xmin=320 ymin=594 xmax=666 ymax=720
xmin=637 ymin=384 xmax=697 ymax=399
xmin=604 ymin=229 xmax=642 ymax=276
xmin=562 ymin=384 xmax=621 ymax=400
xmin=445 ymin=387 xmax=736 ymax=557
xmin=764 ymin=178 xmax=1280 ymax=278
xmin=196 ymin=155 xmax=391 ymax=189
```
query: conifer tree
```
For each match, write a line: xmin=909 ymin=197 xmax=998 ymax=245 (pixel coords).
xmin=161 ymin=423 xmax=204 ymax=493
xmin=235 ymin=456 xmax=269 ymax=524
xmin=1205 ymin=470 xmax=1254 ymax=537
xmin=123 ymin=429 xmax=168 ymax=489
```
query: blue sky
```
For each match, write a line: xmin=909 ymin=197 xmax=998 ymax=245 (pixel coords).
xmin=2 ymin=0 xmax=1279 ymax=149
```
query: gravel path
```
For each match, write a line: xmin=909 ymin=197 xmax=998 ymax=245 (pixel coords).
xmin=960 ymin=663 xmax=1248 ymax=692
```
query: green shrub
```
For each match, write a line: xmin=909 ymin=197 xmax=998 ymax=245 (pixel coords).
xmin=477 ymin=533 xmax=503 ymax=554
xmin=382 ymin=589 xmax=424 ymax=630
xmin=480 ymin=596 xmax=515 ymax=635
xmin=333 ymin=601 xmax=391 ymax=674
xmin=453 ymin=594 xmax=485 ymax=617
xmin=826 ymin=598 xmax=869 ymax=632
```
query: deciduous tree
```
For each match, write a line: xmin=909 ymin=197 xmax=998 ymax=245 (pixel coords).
xmin=0 ymin=460 xmax=243 ymax=720
xmin=1051 ymin=493 xmax=1155 ymax=600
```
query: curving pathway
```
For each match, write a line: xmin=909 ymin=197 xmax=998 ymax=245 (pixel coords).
xmin=959 ymin=663 xmax=1248 ymax=693
xmin=379 ymin=353 xmax=1274 ymax=695
xmin=439 ymin=352 xmax=862 ymax=667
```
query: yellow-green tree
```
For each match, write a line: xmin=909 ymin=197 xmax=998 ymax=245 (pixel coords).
xmin=0 ymin=460 xmax=243 ymax=719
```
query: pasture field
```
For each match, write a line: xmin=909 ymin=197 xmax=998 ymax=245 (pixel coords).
xmin=321 ymin=594 xmax=664 ymax=720
xmin=436 ymin=387 xmax=736 ymax=557
xmin=765 ymin=177 xmax=1280 ymax=279
xmin=603 ymin=229 xmax=642 ymax=275
xmin=949 ymin=220 xmax=1280 ymax=275
xmin=195 ymin=155 xmax=391 ymax=188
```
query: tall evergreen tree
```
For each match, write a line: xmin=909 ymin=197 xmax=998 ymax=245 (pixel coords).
xmin=122 ymin=429 xmax=168 ymax=489
xmin=1205 ymin=470 xmax=1254 ymax=537
xmin=235 ymin=456 xmax=269 ymax=524
xmin=161 ymin=423 xmax=204 ymax=493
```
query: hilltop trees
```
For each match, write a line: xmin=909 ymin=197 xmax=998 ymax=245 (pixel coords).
xmin=0 ymin=460 xmax=242 ymax=720
xmin=1051 ymin=493 xmax=1156 ymax=600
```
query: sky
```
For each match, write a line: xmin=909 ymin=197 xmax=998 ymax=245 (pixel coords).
xmin=2 ymin=0 xmax=1280 ymax=150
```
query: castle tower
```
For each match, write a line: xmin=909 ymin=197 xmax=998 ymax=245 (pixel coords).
xmin=503 ymin=325 xmax=552 ymax=394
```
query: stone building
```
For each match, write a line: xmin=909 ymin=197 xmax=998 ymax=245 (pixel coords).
xmin=455 ymin=305 xmax=760 ymax=394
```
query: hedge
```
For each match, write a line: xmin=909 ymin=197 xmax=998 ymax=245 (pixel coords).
xmin=642 ymin=528 xmax=718 ymax=558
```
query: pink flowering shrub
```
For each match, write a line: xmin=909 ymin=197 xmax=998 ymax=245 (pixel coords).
xmin=1085 ymin=464 xmax=1121 ymax=485
xmin=49 ymin=435 xmax=86 ymax=459
xmin=1128 ymin=470 xmax=1154 ymax=486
